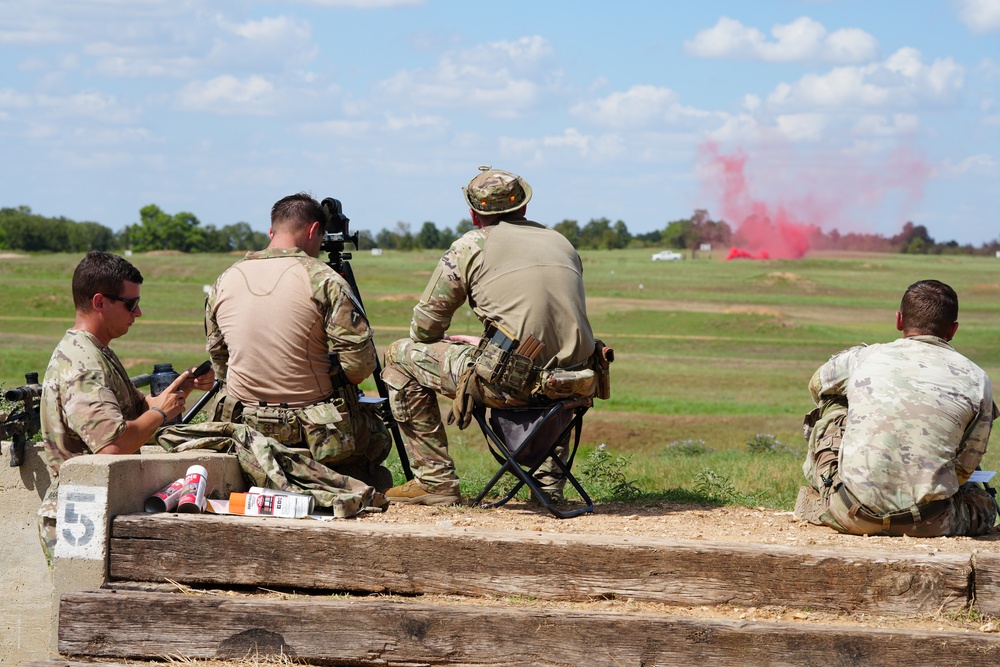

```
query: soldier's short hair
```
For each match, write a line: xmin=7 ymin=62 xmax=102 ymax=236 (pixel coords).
xmin=271 ymin=192 xmax=324 ymax=233
xmin=899 ymin=279 xmax=958 ymax=338
xmin=72 ymin=251 xmax=144 ymax=312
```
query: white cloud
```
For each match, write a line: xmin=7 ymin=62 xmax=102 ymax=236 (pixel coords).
xmin=684 ymin=16 xmax=877 ymax=63
xmin=176 ymin=75 xmax=276 ymax=114
xmin=384 ymin=112 xmax=448 ymax=134
xmin=298 ymin=119 xmax=372 ymax=137
xmin=0 ymin=89 xmax=33 ymax=108
xmin=211 ymin=14 xmax=318 ymax=68
xmin=767 ymin=48 xmax=963 ymax=110
xmin=941 ymin=153 xmax=999 ymax=176
xmin=571 ymin=85 xmax=677 ymax=128
xmin=571 ymin=84 xmax=718 ymax=130
xmin=775 ymin=114 xmax=827 ymax=141
xmin=851 ymin=114 xmax=919 ymax=136
xmin=375 ymin=36 xmax=554 ymax=118
xmin=956 ymin=0 xmax=1000 ymax=33
xmin=540 ymin=128 xmax=625 ymax=161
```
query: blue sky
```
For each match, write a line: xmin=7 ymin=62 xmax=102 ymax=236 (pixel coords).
xmin=2 ymin=0 xmax=998 ymax=246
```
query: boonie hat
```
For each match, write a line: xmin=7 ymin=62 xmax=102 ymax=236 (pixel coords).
xmin=462 ymin=165 xmax=532 ymax=215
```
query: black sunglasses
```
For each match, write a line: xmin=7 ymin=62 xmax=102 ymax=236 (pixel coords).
xmin=100 ymin=293 xmax=141 ymax=313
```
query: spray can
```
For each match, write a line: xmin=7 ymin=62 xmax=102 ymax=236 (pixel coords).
xmin=144 ymin=477 xmax=186 ymax=513
xmin=176 ymin=465 xmax=208 ymax=513
xmin=228 ymin=487 xmax=315 ymax=518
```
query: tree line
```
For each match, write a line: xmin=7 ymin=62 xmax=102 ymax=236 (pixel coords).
xmin=0 ymin=205 xmax=268 ymax=254
xmin=2 ymin=203 xmax=998 ymax=256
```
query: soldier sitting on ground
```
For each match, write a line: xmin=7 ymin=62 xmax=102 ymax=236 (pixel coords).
xmin=795 ymin=279 xmax=997 ymax=536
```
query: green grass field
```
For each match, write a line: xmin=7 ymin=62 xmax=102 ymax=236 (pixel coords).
xmin=2 ymin=248 xmax=999 ymax=509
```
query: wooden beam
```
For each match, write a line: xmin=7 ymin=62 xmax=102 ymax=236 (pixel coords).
xmin=110 ymin=514 xmax=972 ymax=614
xmin=59 ymin=590 xmax=1000 ymax=665
xmin=974 ymin=553 xmax=1000 ymax=615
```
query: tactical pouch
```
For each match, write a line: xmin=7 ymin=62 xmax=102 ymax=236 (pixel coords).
xmin=300 ymin=399 xmax=355 ymax=464
xmin=241 ymin=404 xmax=300 ymax=443
xmin=473 ymin=321 xmax=519 ymax=385
xmin=502 ymin=352 xmax=537 ymax=392
xmin=538 ymin=368 xmax=596 ymax=400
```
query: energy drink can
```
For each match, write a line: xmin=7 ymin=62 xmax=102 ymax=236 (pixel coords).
xmin=176 ymin=465 xmax=208 ymax=513
xmin=144 ymin=477 xmax=186 ymax=513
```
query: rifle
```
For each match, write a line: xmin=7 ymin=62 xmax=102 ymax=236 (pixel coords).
xmin=1 ymin=372 xmax=42 ymax=467
xmin=319 ymin=197 xmax=413 ymax=481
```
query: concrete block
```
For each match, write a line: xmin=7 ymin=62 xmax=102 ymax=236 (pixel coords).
xmin=0 ymin=439 xmax=244 ymax=663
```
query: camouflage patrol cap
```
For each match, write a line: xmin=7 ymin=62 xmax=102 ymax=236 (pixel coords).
xmin=462 ymin=165 xmax=532 ymax=215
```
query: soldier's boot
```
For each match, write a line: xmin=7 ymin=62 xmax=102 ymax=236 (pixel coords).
xmin=385 ymin=479 xmax=461 ymax=506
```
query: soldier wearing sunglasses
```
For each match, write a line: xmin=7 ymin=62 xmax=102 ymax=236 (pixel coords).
xmin=35 ymin=250 xmax=215 ymax=564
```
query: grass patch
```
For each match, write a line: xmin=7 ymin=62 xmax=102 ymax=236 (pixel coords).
xmin=3 ymin=249 xmax=1000 ymax=511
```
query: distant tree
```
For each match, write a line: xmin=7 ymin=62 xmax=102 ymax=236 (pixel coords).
xmin=375 ymin=228 xmax=397 ymax=250
xmin=416 ymin=221 xmax=441 ymax=249
xmin=221 ymin=222 xmax=263 ymax=250
xmin=633 ymin=229 xmax=662 ymax=246
xmin=455 ymin=219 xmax=474 ymax=235
xmin=67 ymin=221 xmax=115 ymax=251
xmin=393 ymin=221 xmax=414 ymax=250
xmin=553 ymin=219 xmax=580 ymax=248
xmin=357 ymin=230 xmax=377 ymax=250
xmin=661 ymin=217 xmax=694 ymax=249
xmin=893 ymin=221 xmax=933 ymax=253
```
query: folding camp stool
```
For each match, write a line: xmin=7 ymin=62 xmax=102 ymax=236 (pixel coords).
xmin=471 ymin=397 xmax=594 ymax=519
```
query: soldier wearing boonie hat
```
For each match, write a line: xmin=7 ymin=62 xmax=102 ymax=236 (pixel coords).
xmin=463 ymin=165 xmax=532 ymax=216
xmin=382 ymin=165 xmax=601 ymax=507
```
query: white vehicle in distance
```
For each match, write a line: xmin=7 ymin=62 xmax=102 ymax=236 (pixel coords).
xmin=651 ymin=250 xmax=684 ymax=261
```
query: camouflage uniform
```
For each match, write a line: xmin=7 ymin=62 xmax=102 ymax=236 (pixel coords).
xmin=37 ymin=329 xmax=149 ymax=563
xmin=382 ymin=217 xmax=596 ymax=495
xmin=796 ymin=336 xmax=997 ymax=536
xmin=203 ymin=247 xmax=392 ymax=499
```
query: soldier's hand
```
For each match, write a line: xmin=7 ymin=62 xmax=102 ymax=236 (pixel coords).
xmin=147 ymin=371 xmax=190 ymax=419
xmin=184 ymin=364 xmax=216 ymax=392
xmin=445 ymin=334 xmax=480 ymax=345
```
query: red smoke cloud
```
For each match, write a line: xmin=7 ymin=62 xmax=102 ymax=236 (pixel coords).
xmin=697 ymin=141 xmax=932 ymax=260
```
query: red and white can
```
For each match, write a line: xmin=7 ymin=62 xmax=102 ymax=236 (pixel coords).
xmin=144 ymin=477 xmax=186 ymax=513
xmin=176 ymin=465 xmax=208 ymax=514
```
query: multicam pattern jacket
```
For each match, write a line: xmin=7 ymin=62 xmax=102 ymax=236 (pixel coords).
xmin=810 ymin=335 xmax=995 ymax=513
xmin=38 ymin=329 xmax=148 ymax=518
xmin=410 ymin=218 xmax=595 ymax=370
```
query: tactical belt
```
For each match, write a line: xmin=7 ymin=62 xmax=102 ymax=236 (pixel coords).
xmin=837 ymin=484 xmax=950 ymax=527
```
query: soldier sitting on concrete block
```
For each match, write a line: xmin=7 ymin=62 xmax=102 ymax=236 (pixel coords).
xmin=795 ymin=279 xmax=998 ymax=537
xmin=37 ymin=251 xmax=215 ymax=564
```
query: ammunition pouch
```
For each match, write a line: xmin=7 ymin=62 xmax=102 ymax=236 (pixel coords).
xmin=472 ymin=321 xmax=543 ymax=394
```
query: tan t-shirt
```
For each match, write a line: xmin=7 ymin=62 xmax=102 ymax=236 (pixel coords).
xmin=206 ymin=248 xmax=375 ymax=408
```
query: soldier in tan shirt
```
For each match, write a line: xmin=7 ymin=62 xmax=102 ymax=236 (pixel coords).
xmin=205 ymin=192 xmax=391 ymax=494
xmin=382 ymin=167 xmax=597 ymax=506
